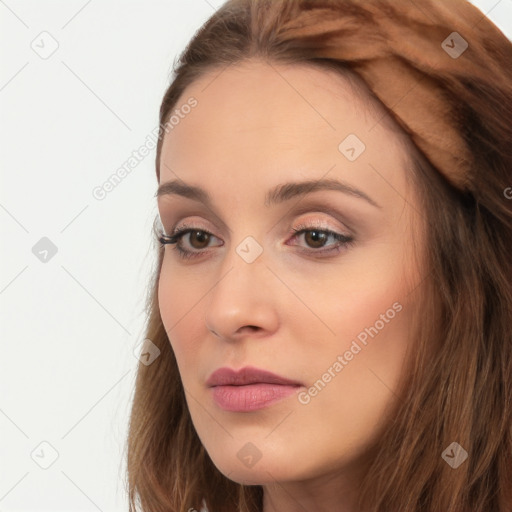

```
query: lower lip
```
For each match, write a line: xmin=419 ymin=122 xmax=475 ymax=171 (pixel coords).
xmin=210 ymin=383 xmax=300 ymax=412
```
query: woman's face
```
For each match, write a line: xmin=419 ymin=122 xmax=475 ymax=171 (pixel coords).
xmin=157 ymin=59 xmax=425 ymax=486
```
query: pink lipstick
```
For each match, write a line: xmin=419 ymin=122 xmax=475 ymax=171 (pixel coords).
xmin=206 ymin=366 xmax=302 ymax=412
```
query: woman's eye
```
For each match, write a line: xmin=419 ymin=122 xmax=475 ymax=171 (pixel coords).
xmin=158 ymin=228 xmax=221 ymax=260
xmin=289 ymin=227 xmax=355 ymax=255
xmin=157 ymin=225 xmax=355 ymax=260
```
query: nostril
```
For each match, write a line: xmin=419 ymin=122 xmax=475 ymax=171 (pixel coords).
xmin=240 ymin=325 xmax=260 ymax=332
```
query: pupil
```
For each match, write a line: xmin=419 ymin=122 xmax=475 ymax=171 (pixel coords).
xmin=306 ymin=230 xmax=326 ymax=248
xmin=192 ymin=231 xmax=209 ymax=248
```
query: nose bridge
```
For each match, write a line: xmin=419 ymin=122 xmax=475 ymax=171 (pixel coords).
xmin=210 ymin=233 xmax=268 ymax=308
xmin=217 ymin=223 xmax=268 ymax=287
xmin=204 ymin=233 xmax=278 ymax=337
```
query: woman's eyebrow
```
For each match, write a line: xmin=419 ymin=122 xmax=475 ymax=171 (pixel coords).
xmin=156 ymin=178 xmax=382 ymax=209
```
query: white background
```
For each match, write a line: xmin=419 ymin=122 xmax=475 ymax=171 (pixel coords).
xmin=1 ymin=1 xmax=511 ymax=510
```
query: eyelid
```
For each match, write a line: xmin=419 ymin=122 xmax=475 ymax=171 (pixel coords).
xmin=171 ymin=220 xmax=211 ymax=235
xmin=159 ymin=197 xmax=361 ymax=233
xmin=159 ymin=205 xmax=233 ymax=236
xmin=165 ymin=210 xmax=351 ymax=237
xmin=284 ymin=205 xmax=358 ymax=236
xmin=291 ymin=215 xmax=348 ymax=233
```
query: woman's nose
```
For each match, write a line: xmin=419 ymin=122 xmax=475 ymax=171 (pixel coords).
xmin=203 ymin=239 xmax=280 ymax=342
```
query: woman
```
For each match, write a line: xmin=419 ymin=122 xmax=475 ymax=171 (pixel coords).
xmin=125 ymin=1 xmax=512 ymax=511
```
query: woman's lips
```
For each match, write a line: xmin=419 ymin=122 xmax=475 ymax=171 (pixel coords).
xmin=210 ymin=383 xmax=300 ymax=412
xmin=206 ymin=366 xmax=303 ymax=412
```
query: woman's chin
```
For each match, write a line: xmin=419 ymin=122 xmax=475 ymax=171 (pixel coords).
xmin=209 ymin=454 xmax=301 ymax=486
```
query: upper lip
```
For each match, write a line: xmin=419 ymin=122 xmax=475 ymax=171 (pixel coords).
xmin=206 ymin=366 xmax=302 ymax=387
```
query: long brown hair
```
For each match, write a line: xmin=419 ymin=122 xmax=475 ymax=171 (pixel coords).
xmin=125 ymin=1 xmax=512 ymax=511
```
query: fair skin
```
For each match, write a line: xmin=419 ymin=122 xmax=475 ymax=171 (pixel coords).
xmin=157 ymin=59 xmax=426 ymax=512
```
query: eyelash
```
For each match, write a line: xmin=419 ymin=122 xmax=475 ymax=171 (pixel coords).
xmin=157 ymin=222 xmax=355 ymax=260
